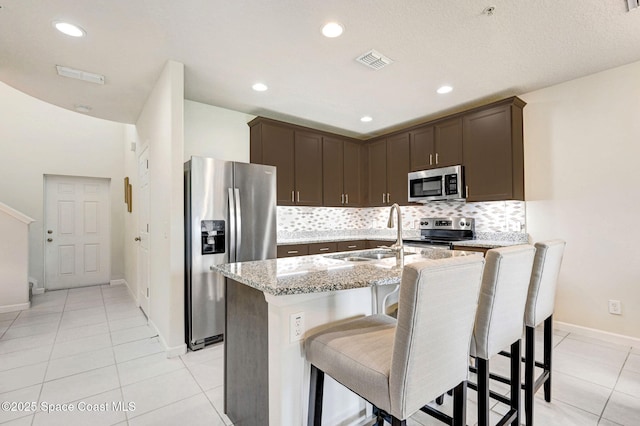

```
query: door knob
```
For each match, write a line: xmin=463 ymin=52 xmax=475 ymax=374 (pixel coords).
xmin=47 ymin=238 xmax=53 ymax=242
xmin=134 ymin=237 xmax=141 ymax=241
xmin=47 ymin=230 xmax=53 ymax=234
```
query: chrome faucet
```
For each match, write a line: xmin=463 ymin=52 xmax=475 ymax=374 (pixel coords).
xmin=387 ymin=203 xmax=403 ymax=262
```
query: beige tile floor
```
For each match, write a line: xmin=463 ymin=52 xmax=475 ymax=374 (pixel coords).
xmin=0 ymin=285 xmax=638 ymax=425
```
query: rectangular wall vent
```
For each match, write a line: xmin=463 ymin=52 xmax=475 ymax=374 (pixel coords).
xmin=56 ymin=65 xmax=105 ymax=85
xmin=355 ymin=49 xmax=393 ymax=70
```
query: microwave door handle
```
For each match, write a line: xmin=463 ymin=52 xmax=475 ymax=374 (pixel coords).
xmin=228 ymin=188 xmax=236 ymax=263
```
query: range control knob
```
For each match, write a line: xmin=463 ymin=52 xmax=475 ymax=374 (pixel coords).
xmin=460 ymin=220 xmax=466 ymax=227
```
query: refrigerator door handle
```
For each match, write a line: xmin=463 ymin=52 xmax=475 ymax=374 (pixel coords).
xmin=228 ymin=188 xmax=237 ymax=263
xmin=234 ymin=187 xmax=242 ymax=259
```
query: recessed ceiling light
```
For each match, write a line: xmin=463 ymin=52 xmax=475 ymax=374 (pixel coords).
xmin=360 ymin=116 xmax=373 ymax=123
xmin=252 ymin=83 xmax=268 ymax=92
xmin=321 ymin=22 xmax=344 ymax=38
xmin=437 ymin=85 xmax=453 ymax=94
xmin=53 ymin=21 xmax=86 ymax=37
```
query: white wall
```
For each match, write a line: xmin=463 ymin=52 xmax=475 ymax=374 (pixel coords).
xmin=522 ymin=60 xmax=640 ymax=339
xmin=133 ymin=61 xmax=186 ymax=355
xmin=184 ymin=100 xmax=255 ymax=162
xmin=0 ymin=205 xmax=32 ymax=312
xmin=0 ymin=82 xmax=126 ymax=289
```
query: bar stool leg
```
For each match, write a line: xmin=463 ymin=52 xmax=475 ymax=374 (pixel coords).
xmin=510 ymin=340 xmax=521 ymax=426
xmin=524 ymin=326 xmax=535 ymax=426
xmin=544 ymin=315 xmax=553 ymax=402
xmin=452 ymin=381 xmax=467 ymax=426
xmin=308 ymin=365 xmax=324 ymax=426
xmin=477 ymin=358 xmax=489 ymax=426
xmin=391 ymin=418 xmax=406 ymax=426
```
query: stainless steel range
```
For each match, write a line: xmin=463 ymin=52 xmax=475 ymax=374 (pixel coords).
xmin=404 ymin=217 xmax=475 ymax=248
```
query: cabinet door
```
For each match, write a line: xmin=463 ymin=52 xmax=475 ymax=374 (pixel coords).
xmin=386 ymin=133 xmax=411 ymax=205
xmin=463 ymin=105 xmax=513 ymax=201
xmin=410 ymin=126 xmax=435 ymax=171
xmin=368 ymin=139 xmax=388 ymax=206
xmin=322 ymin=137 xmax=344 ymax=207
xmin=261 ymin=123 xmax=295 ymax=205
xmin=343 ymin=141 xmax=362 ymax=206
xmin=294 ymin=131 xmax=323 ymax=206
xmin=434 ymin=117 xmax=463 ymax=167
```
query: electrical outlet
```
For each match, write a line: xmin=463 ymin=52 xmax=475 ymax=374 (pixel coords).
xmin=290 ymin=312 xmax=305 ymax=342
xmin=608 ymin=300 xmax=622 ymax=315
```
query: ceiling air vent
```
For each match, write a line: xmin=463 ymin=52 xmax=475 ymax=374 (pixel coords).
xmin=56 ymin=65 xmax=105 ymax=85
xmin=628 ymin=0 xmax=639 ymax=11
xmin=356 ymin=49 xmax=393 ymax=70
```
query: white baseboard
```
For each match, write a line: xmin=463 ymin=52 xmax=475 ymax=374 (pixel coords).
xmin=555 ymin=321 xmax=640 ymax=348
xmin=32 ymin=287 xmax=45 ymax=295
xmin=109 ymin=279 xmax=126 ymax=286
xmin=0 ymin=301 xmax=31 ymax=313
xmin=148 ymin=319 xmax=187 ymax=358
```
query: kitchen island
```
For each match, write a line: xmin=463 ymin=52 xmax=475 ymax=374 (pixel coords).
xmin=213 ymin=246 xmax=478 ymax=426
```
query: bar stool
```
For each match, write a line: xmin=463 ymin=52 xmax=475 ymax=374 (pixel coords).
xmin=467 ymin=245 xmax=536 ymax=426
xmin=490 ymin=240 xmax=565 ymax=424
xmin=305 ymin=255 xmax=485 ymax=426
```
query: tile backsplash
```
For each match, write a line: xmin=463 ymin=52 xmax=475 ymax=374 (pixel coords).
xmin=277 ymin=201 xmax=526 ymax=237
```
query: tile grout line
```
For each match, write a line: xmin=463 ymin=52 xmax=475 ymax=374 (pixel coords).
xmin=32 ymin=289 xmax=69 ymax=426
xmin=596 ymin=348 xmax=632 ymax=425
xmin=102 ymin=284 xmax=131 ymax=426
xmin=181 ymin=353 xmax=229 ymax=424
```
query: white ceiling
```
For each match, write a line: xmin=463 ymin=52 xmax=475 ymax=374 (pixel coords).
xmin=1 ymin=0 xmax=640 ymax=139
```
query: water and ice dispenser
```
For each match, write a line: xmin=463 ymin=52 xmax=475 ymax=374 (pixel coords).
xmin=201 ymin=220 xmax=225 ymax=255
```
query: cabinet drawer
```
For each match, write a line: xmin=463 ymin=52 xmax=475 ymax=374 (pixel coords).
xmin=308 ymin=242 xmax=338 ymax=255
xmin=451 ymin=245 xmax=488 ymax=256
xmin=337 ymin=240 xmax=367 ymax=252
xmin=367 ymin=240 xmax=395 ymax=249
xmin=277 ymin=244 xmax=310 ymax=258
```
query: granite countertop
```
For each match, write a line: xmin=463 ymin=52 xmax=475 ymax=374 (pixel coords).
xmin=212 ymin=247 xmax=480 ymax=296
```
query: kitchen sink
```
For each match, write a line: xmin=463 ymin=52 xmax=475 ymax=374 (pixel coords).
xmin=324 ymin=249 xmax=415 ymax=262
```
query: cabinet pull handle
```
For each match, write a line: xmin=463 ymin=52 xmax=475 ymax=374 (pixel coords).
xmin=387 ymin=193 xmax=390 ymax=203
xmin=287 ymin=250 xmax=299 ymax=254
xmin=319 ymin=248 xmax=330 ymax=251
xmin=429 ymin=154 xmax=433 ymax=165
xmin=435 ymin=153 xmax=439 ymax=165
xmin=297 ymin=191 xmax=300 ymax=202
xmin=345 ymin=194 xmax=349 ymax=204
xmin=382 ymin=193 xmax=385 ymax=203
xmin=291 ymin=190 xmax=295 ymax=202
xmin=341 ymin=193 xmax=345 ymax=204
xmin=348 ymin=245 xmax=357 ymax=249
xmin=466 ymin=185 xmax=469 ymax=198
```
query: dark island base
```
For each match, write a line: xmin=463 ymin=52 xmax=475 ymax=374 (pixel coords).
xmin=225 ymin=278 xmax=269 ymax=425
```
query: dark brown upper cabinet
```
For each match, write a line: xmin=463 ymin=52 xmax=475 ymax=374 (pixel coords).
xmin=323 ymin=137 xmax=362 ymax=207
xmin=410 ymin=118 xmax=462 ymax=171
xmin=368 ymin=133 xmax=411 ymax=206
xmin=249 ymin=119 xmax=322 ymax=206
xmin=462 ymin=98 xmax=525 ymax=202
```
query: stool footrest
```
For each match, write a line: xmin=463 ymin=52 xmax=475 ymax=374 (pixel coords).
xmin=420 ymin=405 xmax=455 ymax=425
xmin=466 ymin=380 xmax=511 ymax=406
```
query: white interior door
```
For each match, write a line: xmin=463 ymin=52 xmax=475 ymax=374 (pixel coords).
xmin=137 ymin=147 xmax=150 ymax=314
xmin=44 ymin=175 xmax=111 ymax=290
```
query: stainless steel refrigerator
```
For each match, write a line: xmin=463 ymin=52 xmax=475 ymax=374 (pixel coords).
xmin=184 ymin=156 xmax=277 ymax=350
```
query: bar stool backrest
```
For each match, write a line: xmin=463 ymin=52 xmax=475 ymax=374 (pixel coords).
xmin=473 ymin=245 xmax=536 ymax=360
xmin=524 ymin=240 xmax=566 ymax=328
xmin=389 ymin=255 xmax=485 ymax=419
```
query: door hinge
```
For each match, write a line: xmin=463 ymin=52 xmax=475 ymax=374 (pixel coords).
xmin=146 ymin=288 xmax=149 ymax=297
xmin=146 ymin=223 xmax=149 ymax=232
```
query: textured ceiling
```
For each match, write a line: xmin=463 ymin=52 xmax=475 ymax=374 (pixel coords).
xmin=1 ymin=0 xmax=639 ymax=138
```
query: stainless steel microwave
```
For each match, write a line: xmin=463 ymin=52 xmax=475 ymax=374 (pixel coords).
xmin=408 ymin=165 xmax=465 ymax=202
